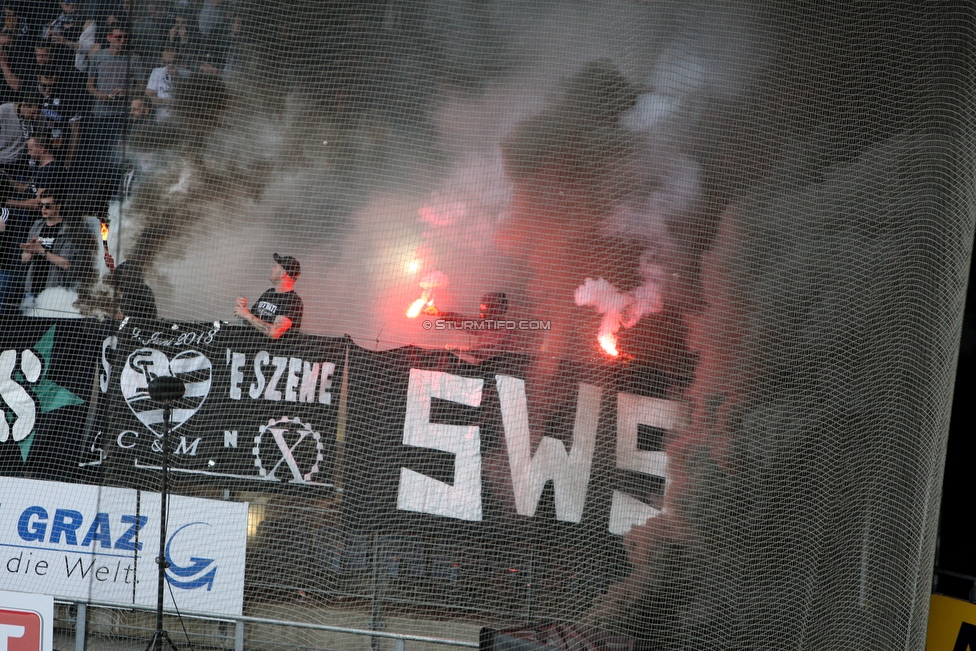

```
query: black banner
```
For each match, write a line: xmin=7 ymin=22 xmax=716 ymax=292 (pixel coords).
xmin=1 ymin=315 xmax=688 ymax=613
xmin=341 ymin=346 xmax=657 ymax=541
xmin=340 ymin=345 xmax=686 ymax=608
xmin=100 ymin=321 xmax=346 ymax=493
xmin=343 ymin=347 xmax=538 ymax=532
xmin=0 ymin=317 xmax=106 ymax=481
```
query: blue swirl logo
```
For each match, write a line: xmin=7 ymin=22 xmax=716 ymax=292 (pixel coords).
xmin=165 ymin=522 xmax=217 ymax=591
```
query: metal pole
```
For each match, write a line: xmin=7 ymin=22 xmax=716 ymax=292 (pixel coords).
xmin=156 ymin=404 xmax=171 ymax=635
xmin=75 ymin=603 xmax=86 ymax=651
xmin=370 ymin=533 xmax=381 ymax=651
xmin=146 ymin=399 xmax=178 ymax=651
xmin=525 ymin=549 xmax=533 ymax=626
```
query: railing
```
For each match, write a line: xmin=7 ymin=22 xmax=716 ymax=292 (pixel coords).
xmin=55 ymin=598 xmax=480 ymax=651
xmin=934 ymin=567 xmax=976 ymax=602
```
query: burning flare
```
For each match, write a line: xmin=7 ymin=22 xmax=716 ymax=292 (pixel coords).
xmin=574 ymin=263 xmax=667 ymax=358
xmin=406 ymin=270 xmax=449 ymax=318
xmin=599 ymin=332 xmax=620 ymax=357
xmin=406 ymin=296 xmax=430 ymax=318
xmin=575 ymin=278 xmax=631 ymax=357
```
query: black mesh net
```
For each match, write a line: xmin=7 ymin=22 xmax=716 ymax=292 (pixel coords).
xmin=0 ymin=2 xmax=973 ymax=650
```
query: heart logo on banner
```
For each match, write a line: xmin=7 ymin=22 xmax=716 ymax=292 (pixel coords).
xmin=120 ymin=348 xmax=213 ymax=435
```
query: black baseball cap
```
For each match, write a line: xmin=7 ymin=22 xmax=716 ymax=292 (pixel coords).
xmin=273 ymin=253 xmax=301 ymax=279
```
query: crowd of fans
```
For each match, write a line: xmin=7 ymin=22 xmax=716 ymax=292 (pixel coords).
xmin=0 ymin=0 xmax=238 ymax=316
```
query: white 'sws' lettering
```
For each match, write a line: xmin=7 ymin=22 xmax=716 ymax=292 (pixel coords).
xmin=396 ymin=369 xmax=681 ymax=535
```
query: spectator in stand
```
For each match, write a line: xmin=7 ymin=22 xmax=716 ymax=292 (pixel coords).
xmin=194 ymin=0 xmax=239 ymax=77
xmin=32 ymin=38 xmax=54 ymax=67
xmin=145 ymin=46 xmax=185 ymax=123
xmin=1 ymin=2 xmax=38 ymax=43
xmin=126 ymin=94 xmax=152 ymax=145
xmin=22 ymin=41 xmax=88 ymax=113
xmin=36 ymin=65 xmax=85 ymax=168
xmin=45 ymin=0 xmax=83 ymax=50
xmin=5 ymin=134 xmax=65 ymax=211
xmin=0 ymin=7 xmax=36 ymax=104
xmin=131 ymin=2 xmax=168 ymax=61
xmin=19 ymin=189 xmax=84 ymax=308
xmin=198 ymin=0 xmax=235 ymax=38
xmin=31 ymin=40 xmax=73 ymax=71
xmin=0 ymin=96 xmax=39 ymax=175
xmin=235 ymin=254 xmax=304 ymax=339
xmin=87 ymin=24 xmax=143 ymax=183
xmin=111 ymin=0 xmax=133 ymax=26
xmin=129 ymin=96 xmax=150 ymax=122
xmin=88 ymin=25 xmax=144 ymax=122
xmin=46 ymin=0 xmax=98 ymax=74
xmin=0 ymin=173 xmax=23 ymax=314
xmin=29 ymin=135 xmax=64 ymax=195
xmin=167 ymin=11 xmax=193 ymax=53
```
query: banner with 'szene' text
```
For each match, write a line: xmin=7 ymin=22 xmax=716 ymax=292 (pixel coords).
xmin=0 ymin=478 xmax=247 ymax=616
xmin=99 ymin=321 xmax=346 ymax=492
xmin=0 ymin=318 xmax=106 ymax=482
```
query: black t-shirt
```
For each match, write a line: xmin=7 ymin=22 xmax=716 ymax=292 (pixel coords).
xmin=251 ymin=288 xmax=303 ymax=331
xmin=32 ymin=160 xmax=64 ymax=195
xmin=35 ymin=221 xmax=60 ymax=289
xmin=0 ymin=38 xmax=34 ymax=105
xmin=0 ymin=208 xmax=29 ymax=271
xmin=40 ymin=88 xmax=84 ymax=140
xmin=48 ymin=12 xmax=82 ymax=44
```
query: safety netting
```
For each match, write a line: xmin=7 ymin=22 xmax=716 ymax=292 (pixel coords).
xmin=0 ymin=1 xmax=974 ymax=650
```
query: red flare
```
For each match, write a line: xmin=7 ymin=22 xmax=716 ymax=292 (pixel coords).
xmin=599 ymin=333 xmax=619 ymax=357
xmin=406 ymin=294 xmax=438 ymax=318
xmin=406 ymin=296 xmax=427 ymax=318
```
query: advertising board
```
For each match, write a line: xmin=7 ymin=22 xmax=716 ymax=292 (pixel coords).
xmin=0 ymin=478 xmax=247 ymax=617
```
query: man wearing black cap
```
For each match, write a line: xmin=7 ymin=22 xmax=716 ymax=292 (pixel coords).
xmin=235 ymin=253 xmax=303 ymax=339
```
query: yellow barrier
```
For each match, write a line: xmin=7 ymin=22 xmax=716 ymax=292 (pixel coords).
xmin=928 ymin=594 xmax=976 ymax=650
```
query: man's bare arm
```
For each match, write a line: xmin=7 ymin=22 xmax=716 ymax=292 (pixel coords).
xmin=234 ymin=296 xmax=293 ymax=338
xmin=243 ymin=312 xmax=292 ymax=339
xmin=267 ymin=316 xmax=293 ymax=339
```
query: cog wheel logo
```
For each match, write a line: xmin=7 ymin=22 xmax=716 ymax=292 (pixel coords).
xmin=252 ymin=416 xmax=325 ymax=484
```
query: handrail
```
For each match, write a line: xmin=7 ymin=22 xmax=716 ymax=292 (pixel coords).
xmin=55 ymin=597 xmax=480 ymax=650
xmin=934 ymin=567 xmax=976 ymax=584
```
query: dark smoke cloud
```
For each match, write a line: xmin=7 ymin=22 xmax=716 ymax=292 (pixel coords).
xmin=93 ymin=1 xmax=970 ymax=647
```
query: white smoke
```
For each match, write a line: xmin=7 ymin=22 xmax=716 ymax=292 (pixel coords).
xmin=574 ymin=253 xmax=668 ymax=350
xmin=570 ymin=8 xmax=764 ymax=345
xmin=574 ymin=277 xmax=632 ymax=347
xmin=111 ymin=0 xmax=765 ymax=353
xmin=27 ymin=288 xmax=83 ymax=318
xmin=628 ymin=253 xmax=669 ymax=326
